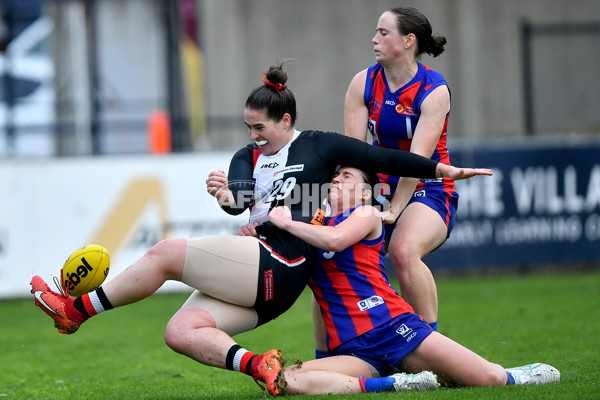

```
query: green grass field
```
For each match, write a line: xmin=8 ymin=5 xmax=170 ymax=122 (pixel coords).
xmin=1 ymin=270 xmax=599 ymax=399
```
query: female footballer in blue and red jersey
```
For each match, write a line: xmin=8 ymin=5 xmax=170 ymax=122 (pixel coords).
xmin=363 ymin=61 xmax=457 ymax=225
xmin=310 ymin=206 xmax=420 ymax=352
xmin=345 ymin=7 xmax=459 ymax=330
xmin=265 ymin=166 xmax=559 ymax=395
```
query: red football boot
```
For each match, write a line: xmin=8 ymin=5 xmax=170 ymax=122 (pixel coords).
xmin=31 ymin=275 xmax=81 ymax=334
xmin=252 ymin=349 xmax=286 ymax=396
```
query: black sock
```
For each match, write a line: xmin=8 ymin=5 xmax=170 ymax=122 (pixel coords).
xmin=96 ymin=287 xmax=114 ymax=310
xmin=72 ymin=287 xmax=114 ymax=318
xmin=225 ymin=344 xmax=256 ymax=374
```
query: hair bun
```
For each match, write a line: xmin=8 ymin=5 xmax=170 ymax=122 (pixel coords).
xmin=264 ymin=63 xmax=288 ymax=89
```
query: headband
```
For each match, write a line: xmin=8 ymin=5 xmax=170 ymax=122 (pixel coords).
xmin=262 ymin=73 xmax=283 ymax=93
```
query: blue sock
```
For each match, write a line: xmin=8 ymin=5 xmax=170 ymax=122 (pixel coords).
xmin=362 ymin=377 xmax=396 ymax=392
xmin=506 ymin=371 xmax=515 ymax=385
xmin=429 ymin=321 xmax=438 ymax=331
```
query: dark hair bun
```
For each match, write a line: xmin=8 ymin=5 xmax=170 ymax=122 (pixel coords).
xmin=265 ymin=63 xmax=288 ymax=89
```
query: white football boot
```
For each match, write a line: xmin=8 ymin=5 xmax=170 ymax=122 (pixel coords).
xmin=505 ymin=363 xmax=561 ymax=385
xmin=391 ymin=371 xmax=439 ymax=391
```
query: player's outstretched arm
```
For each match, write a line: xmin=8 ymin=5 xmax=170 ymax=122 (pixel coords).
xmin=436 ymin=163 xmax=493 ymax=180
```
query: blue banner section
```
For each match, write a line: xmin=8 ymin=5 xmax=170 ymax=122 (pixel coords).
xmin=423 ymin=141 xmax=600 ymax=269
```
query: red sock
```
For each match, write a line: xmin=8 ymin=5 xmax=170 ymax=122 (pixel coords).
xmin=64 ymin=296 xmax=88 ymax=323
xmin=359 ymin=376 xmax=367 ymax=392
xmin=225 ymin=345 xmax=257 ymax=375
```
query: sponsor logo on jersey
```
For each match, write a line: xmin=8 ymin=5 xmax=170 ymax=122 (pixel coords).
xmin=396 ymin=104 xmax=415 ymax=115
xmin=395 ymin=323 xmax=413 ymax=337
xmin=322 ymin=250 xmax=335 ymax=259
xmin=272 ymin=164 xmax=304 ymax=177
xmin=311 ymin=208 xmax=326 ymax=225
xmin=260 ymin=162 xmax=279 ymax=169
xmin=418 ymin=178 xmax=442 ymax=183
xmin=385 ymin=100 xmax=396 ymax=106
xmin=357 ymin=295 xmax=384 ymax=311
xmin=369 ymin=99 xmax=381 ymax=115
xmin=264 ymin=269 xmax=274 ymax=301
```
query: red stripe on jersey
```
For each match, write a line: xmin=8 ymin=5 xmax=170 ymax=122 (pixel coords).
xmin=257 ymin=239 xmax=305 ymax=267
xmin=435 ymin=129 xmax=456 ymax=196
xmin=248 ymin=148 xmax=262 ymax=215
xmin=351 ymin=241 xmax=413 ymax=316
xmin=311 ymin=283 xmax=341 ymax=349
xmin=369 ymin=73 xmax=386 ymax=145
xmin=438 ymin=122 xmax=455 ymax=227
xmin=444 ymin=193 xmax=452 ymax=226
xmin=395 ymin=139 xmax=411 ymax=151
xmin=436 ymin=131 xmax=450 ymax=164
xmin=252 ymin=148 xmax=261 ymax=170
xmin=323 ymin=258 xmax=374 ymax=341
xmin=398 ymin=81 xmax=422 ymax=113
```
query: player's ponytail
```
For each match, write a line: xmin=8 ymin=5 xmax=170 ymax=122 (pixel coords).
xmin=389 ymin=7 xmax=447 ymax=58
xmin=425 ymin=34 xmax=447 ymax=57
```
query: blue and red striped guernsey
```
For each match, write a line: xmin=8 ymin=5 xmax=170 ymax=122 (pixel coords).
xmin=309 ymin=206 xmax=414 ymax=350
xmin=364 ymin=62 xmax=455 ymax=197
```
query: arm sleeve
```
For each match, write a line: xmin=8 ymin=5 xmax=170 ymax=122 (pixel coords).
xmin=220 ymin=145 xmax=255 ymax=215
xmin=314 ymin=131 xmax=438 ymax=178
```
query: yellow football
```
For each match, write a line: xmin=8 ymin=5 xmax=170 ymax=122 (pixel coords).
xmin=61 ymin=244 xmax=110 ymax=297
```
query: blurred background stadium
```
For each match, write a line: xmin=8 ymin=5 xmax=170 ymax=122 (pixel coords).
xmin=0 ymin=0 xmax=599 ymax=298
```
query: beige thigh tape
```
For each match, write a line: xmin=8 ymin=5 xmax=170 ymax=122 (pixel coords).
xmin=182 ymin=236 xmax=260 ymax=307
xmin=182 ymin=290 xmax=259 ymax=336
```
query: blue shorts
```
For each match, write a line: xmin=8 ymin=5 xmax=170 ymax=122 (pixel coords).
xmin=319 ymin=313 xmax=434 ymax=377
xmin=384 ymin=185 xmax=459 ymax=239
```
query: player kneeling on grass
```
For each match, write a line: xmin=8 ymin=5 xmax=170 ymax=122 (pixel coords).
xmin=257 ymin=166 xmax=560 ymax=395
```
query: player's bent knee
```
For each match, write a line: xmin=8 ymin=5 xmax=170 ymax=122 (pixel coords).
xmin=164 ymin=326 xmax=183 ymax=353
xmin=144 ymin=238 xmax=186 ymax=278
xmin=164 ymin=307 xmax=216 ymax=353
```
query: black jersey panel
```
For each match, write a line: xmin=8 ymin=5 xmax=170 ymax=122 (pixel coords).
xmin=309 ymin=131 xmax=438 ymax=179
xmin=221 ymin=144 xmax=257 ymax=215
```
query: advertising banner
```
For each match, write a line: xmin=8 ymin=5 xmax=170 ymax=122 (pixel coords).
xmin=2 ymin=142 xmax=599 ymax=298
xmin=425 ymin=141 xmax=600 ymax=269
xmin=0 ymin=153 xmax=247 ymax=298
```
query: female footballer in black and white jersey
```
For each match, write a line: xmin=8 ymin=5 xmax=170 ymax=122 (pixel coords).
xmin=31 ymin=62 xmax=491 ymax=393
